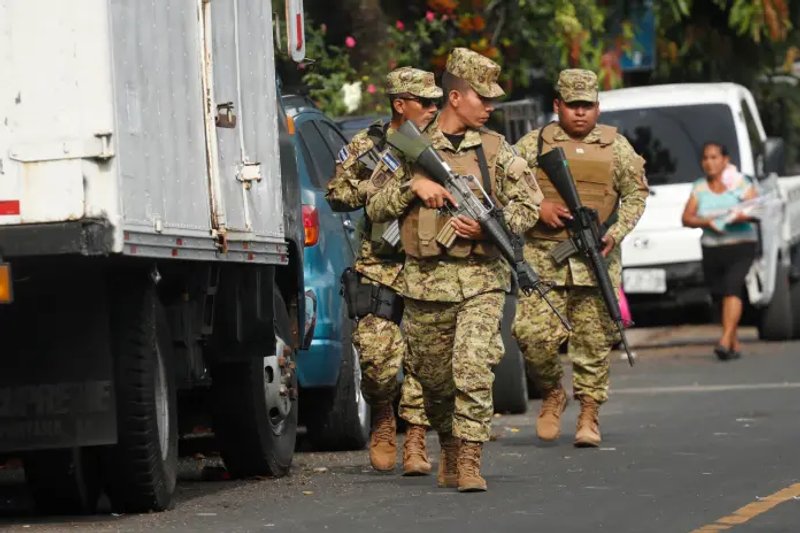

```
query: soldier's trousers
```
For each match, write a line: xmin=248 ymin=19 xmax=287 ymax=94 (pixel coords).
xmin=512 ymin=286 xmax=618 ymax=404
xmin=402 ymin=291 xmax=505 ymax=442
xmin=352 ymin=313 xmax=428 ymax=426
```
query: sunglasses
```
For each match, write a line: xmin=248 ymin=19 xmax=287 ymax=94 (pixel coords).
xmin=400 ymin=95 xmax=440 ymax=108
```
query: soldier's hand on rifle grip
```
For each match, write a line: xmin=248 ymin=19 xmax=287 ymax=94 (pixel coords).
xmin=539 ymin=199 xmax=573 ymax=229
xmin=451 ymin=215 xmax=484 ymax=240
xmin=601 ymin=234 xmax=616 ymax=257
xmin=411 ymin=177 xmax=457 ymax=209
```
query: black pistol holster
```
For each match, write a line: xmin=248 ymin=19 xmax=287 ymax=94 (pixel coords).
xmin=340 ymin=267 xmax=404 ymax=324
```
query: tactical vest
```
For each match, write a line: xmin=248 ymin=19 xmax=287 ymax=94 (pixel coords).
xmin=400 ymin=131 xmax=502 ymax=259
xmin=530 ymin=124 xmax=619 ymax=241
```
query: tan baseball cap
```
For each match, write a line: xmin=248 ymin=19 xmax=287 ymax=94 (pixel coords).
xmin=556 ymin=69 xmax=599 ymax=103
xmin=385 ymin=67 xmax=443 ymax=98
xmin=445 ymin=47 xmax=505 ymax=99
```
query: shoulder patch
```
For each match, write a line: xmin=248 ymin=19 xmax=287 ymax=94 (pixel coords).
xmin=381 ymin=152 xmax=400 ymax=174
xmin=370 ymin=170 xmax=391 ymax=189
xmin=336 ymin=146 xmax=350 ymax=164
xmin=507 ymin=156 xmax=529 ymax=181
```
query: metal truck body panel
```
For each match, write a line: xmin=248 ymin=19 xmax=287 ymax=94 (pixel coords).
xmin=0 ymin=0 xmax=287 ymax=264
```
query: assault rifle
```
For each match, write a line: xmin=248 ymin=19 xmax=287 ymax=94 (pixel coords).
xmin=345 ymin=123 xmax=402 ymax=247
xmin=537 ymin=147 xmax=635 ymax=366
xmin=387 ymin=121 xmax=571 ymax=331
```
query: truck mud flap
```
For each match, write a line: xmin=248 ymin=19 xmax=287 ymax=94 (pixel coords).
xmin=0 ymin=263 xmax=116 ymax=453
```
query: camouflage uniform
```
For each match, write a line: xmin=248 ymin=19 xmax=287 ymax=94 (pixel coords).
xmin=325 ymin=67 xmax=442 ymax=427
xmin=366 ymin=51 xmax=542 ymax=443
xmin=512 ymin=69 xmax=648 ymax=404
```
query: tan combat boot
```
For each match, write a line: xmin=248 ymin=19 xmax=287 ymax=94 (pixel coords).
xmin=536 ymin=384 xmax=568 ymax=441
xmin=574 ymin=396 xmax=602 ymax=448
xmin=457 ymin=440 xmax=487 ymax=492
xmin=403 ymin=424 xmax=432 ymax=476
xmin=437 ymin=433 xmax=460 ymax=488
xmin=369 ymin=404 xmax=397 ymax=471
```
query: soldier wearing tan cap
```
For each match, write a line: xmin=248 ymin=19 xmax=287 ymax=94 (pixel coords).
xmin=366 ymin=48 xmax=543 ymax=492
xmin=325 ymin=67 xmax=442 ymax=476
xmin=512 ymin=69 xmax=648 ymax=448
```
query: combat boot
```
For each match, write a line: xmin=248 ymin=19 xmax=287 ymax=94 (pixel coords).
xmin=403 ymin=424 xmax=432 ymax=476
xmin=437 ymin=433 xmax=460 ymax=488
xmin=457 ymin=440 xmax=487 ymax=492
xmin=574 ymin=396 xmax=602 ymax=448
xmin=369 ymin=404 xmax=397 ymax=471
xmin=536 ymin=384 xmax=568 ymax=441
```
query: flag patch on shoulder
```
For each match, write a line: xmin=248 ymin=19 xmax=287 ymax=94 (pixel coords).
xmin=337 ymin=146 xmax=350 ymax=163
xmin=381 ymin=152 xmax=400 ymax=173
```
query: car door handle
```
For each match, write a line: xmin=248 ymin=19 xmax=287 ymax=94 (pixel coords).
xmin=342 ymin=219 xmax=356 ymax=232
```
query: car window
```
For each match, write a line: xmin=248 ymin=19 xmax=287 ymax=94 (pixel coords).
xmin=317 ymin=120 xmax=347 ymax=156
xmin=602 ymin=104 xmax=741 ymax=186
xmin=297 ymin=121 xmax=335 ymax=190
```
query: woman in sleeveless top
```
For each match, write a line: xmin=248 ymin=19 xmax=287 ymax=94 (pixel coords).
xmin=682 ymin=142 xmax=758 ymax=360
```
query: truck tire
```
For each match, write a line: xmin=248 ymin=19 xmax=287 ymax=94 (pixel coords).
xmin=212 ymin=285 xmax=298 ymax=477
xmin=758 ymin=264 xmax=794 ymax=341
xmin=305 ymin=317 xmax=370 ymax=451
xmin=24 ymin=447 xmax=102 ymax=514
xmin=493 ymin=294 xmax=529 ymax=414
xmin=106 ymin=273 xmax=178 ymax=512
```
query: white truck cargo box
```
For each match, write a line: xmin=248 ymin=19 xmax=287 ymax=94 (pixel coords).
xmin=0 ymin=0 xmax=287 ymax=264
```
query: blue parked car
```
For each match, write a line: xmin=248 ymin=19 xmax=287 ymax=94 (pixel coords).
xmin=282 ymin=95 xmax=370 ymax=451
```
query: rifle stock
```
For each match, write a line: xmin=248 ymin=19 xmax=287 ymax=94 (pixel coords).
xmin=538 ymin=147 xmax=635 ymax=366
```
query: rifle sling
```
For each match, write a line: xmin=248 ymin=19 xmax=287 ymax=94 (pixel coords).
xmin=475 ymin=143 xmax=492 ymax=207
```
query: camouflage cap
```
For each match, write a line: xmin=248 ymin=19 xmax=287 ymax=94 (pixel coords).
xmin=385 ymin=67 xmax=443 ymax=98
xmin=445 ymin=47 xmax=505 ymax=99
xmin=556 ymin=69 xmax=599 ymax=103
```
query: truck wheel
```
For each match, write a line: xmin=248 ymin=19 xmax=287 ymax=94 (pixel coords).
xmin=106 ymin=273 xmax=178 ymax=512
xmin=758 ymin=264 xmax=794 ymax=341
xmin=24 ymin=447 xmax=102 ymax=514
xmin=212 ymin=286 xmax=298 ymax=477
xmin=493 ymin=294 xmax=529 ymax=414
xmin=305 ymin=317 xmax=370 ymax=451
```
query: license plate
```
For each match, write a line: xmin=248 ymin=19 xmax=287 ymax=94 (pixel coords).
xmin=623 ymin=268 xmax=667 ymax=294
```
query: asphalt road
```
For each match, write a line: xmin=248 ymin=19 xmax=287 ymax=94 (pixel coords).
xmin=0 ymin=325 xmax=798 ymax=532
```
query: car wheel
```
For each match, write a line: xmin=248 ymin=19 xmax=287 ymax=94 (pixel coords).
xmin=305 ymin=316 xmax=371 ymax=451
xmin=493 ymin=293 xmax=528 ymax=414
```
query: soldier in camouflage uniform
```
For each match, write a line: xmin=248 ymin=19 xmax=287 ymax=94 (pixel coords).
xmin=366 ymin=48 xmax=542 ymax=492
xmin=512 ymin=69 xmax=648 ymax=447
xmin=325 ymin=67 xmax=441 ymax=475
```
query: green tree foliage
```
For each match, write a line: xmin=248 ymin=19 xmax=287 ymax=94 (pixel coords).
xmin=288 ymin=0 xmax=800 ymax=167
xmin=653 ymin=0 xmax=800 ymax=167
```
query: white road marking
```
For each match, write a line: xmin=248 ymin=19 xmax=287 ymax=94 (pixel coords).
xmin=613 ymin=382 xmax=800 ymax=395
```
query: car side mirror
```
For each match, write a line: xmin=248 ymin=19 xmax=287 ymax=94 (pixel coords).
xmin=764 ymin=137 xmax=785 ymax=177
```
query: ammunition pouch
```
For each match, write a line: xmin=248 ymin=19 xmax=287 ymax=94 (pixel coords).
xmin=400 ymin=205 xmax=498 ymax=259
xmin=340 ymin=268 xmax=404 ymax=324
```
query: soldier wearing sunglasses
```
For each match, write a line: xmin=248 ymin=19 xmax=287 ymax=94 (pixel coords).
xmin=325 ymin=67 xmax=442 ymax=476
